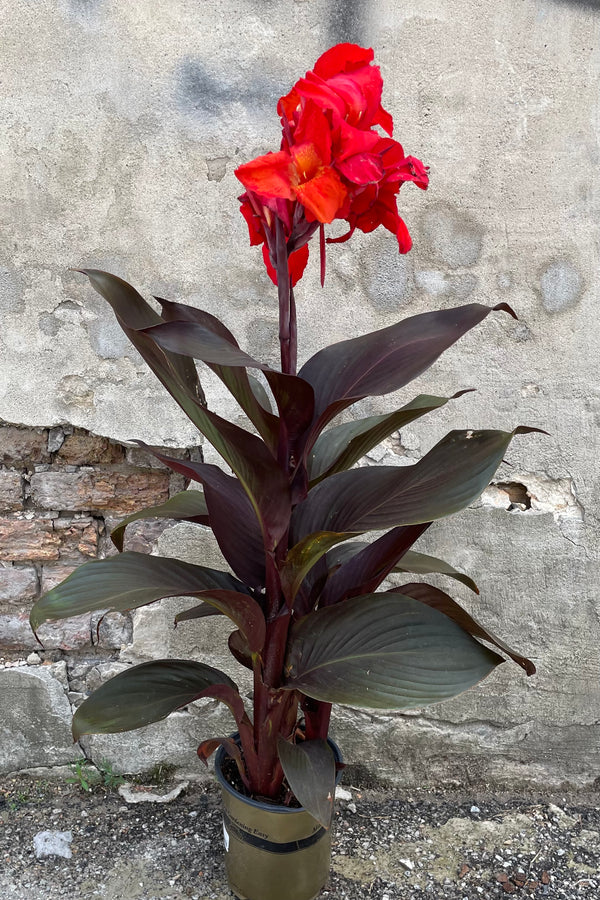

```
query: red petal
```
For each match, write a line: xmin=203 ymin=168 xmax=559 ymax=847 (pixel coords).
xmin=336 ymin=152 xmax=385 ymax=185
xmin=295 ymin=167 xmax=348 ymax=223
xmin=293 ymin=100 xmax=333 ymax=166
xmin=294 ymin=74 xmax=348 ymax=122
xmin=373 ymin=104 xmax=394 ymax=136
xmin=239 ymin=196 xmax=265 ymax=246
xmin=262 ymin=243 xmax=309 ymax=287
xmin=235 ymin=151 xmax=294 ymax=200
xmin=396 ymin=216 xmax=412 ymax=253
xmin=313 ymin=43 xmax=374 ymax=79
xmin=289 ymin=244 xmax=310 ymax=286
xmin=334 ymin=119 xmax=380 ymax=161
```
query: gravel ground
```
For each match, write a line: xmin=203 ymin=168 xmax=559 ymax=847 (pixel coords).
xmin=1 ymin=772 xmax=599 ymax=899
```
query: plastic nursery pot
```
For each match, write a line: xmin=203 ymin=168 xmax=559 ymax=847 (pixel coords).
xmin=215 ymin=738 xmax=343 ymax=900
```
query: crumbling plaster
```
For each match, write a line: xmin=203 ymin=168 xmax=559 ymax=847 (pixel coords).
xmin=0 ymin=0 xmax=598 ymax=785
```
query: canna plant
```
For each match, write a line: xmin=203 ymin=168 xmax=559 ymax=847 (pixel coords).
xmin=30 ymin=43 xmax=536 ymax=830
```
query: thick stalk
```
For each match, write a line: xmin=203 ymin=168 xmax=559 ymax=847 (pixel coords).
xmin=302 ymin=697 xmax=332 ymax=741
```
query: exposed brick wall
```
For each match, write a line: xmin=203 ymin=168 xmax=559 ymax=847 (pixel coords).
xmin=0 ymin=421 xmax=197 ymax=655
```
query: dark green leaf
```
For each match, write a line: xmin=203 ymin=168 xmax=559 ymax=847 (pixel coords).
xmin=143 ymin=320 xmax=269 ymax=369
xmin=228 ymin=629 xmax=253 ymax=670
xmin=293 ymin=428 xmax=539 ymax=539
xmin=30 ymin=551 xmax=248 ymax=630
xmin=395 ymin=582 xmax=535 ymax=675
xmin=78 ymin=270 xmax=204 ymax=406
xmin=284 ymin=592 xmax=503 ymax=708
xmin=72 ymin=659 xmax=236 ymax=739
xmin=175 ymin=602 xmax=222 ymax=624
xmin=156 ymin=297 xmax=279 ymax=451
xmin=308 ymin=391 xmax=472 ymax=483
xmin=277 ymin=738 xmax=336 ymax=828
xmin=81 ymin=272 xmax=289 ymax=549
xmin=139 ymin=451 xmax=266 ymax=588
xmin=282 ymin=532 xmax=360 ymax=603
xmin=318 ymin=525 xmax=430 ymax=609
xmin=393 ymin=551 xmax=479 ymax=593
xmin=299 ymin=302 xmax=516 ymax=431
xmin=171 ymin=589 xmax=265 ymax=652
xmin=111 ymin=490 xmax=209 ymax=552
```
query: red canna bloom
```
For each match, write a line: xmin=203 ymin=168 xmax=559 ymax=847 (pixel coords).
xmin=236 ymin=101 xmax=348 ymax=226
xmin=235 ymin=43 xmax=428 ymax=283
xmin=278 ymin=43 xmax=393 ymax=136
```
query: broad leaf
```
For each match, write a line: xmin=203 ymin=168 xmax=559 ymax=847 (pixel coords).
xmin=30 ymin=551 xmax=248 ymax=630
xmin=79 ymin=270 xmax=204 ymax=405
xmin=308 ymin=391 xmax=472 ymax=483
xmin=281 ymin=532 xmax=360 ymax=603
xmin=318 ymin=524 xmax=430 ymax=609
xmin=293 ymin=428 xmax=538 ymax=540
xmin=393 ymin=551 xmax=479 ymax=593
xmin=111 ymin=490 xmax=209 ymax=552
xmin=169 ymin=589 xmax=266 ymax=652
xmin=72 ymin=659 xmax=236 ymax=739
xmin=139 ymin=445 xmax=289 ymax=556
xmin=263 ymin=370 xmax=315 ymax=446
xmin=156 ymin=297 xmax=279 ymax=450
xmin=284 ymin=592 xmax=503 ymax=708
xmin=324 ymin=540 xmax=478 ymax=597
xmin=139 ymin=449 xmax=266 ymax=588
xmin=277 ymin=738 xmax=336 ymax=828
xmin=82 ymin=272 xmax=290 ymax=547
xmin=143 ymin=320 xmax=270 ymax=369
xmin=228 ymin=629 xmax=253 ymax=670
xmin=299 ymin=302 xmax=516 ymax=434
xmin=198 ymin=737 xmax=248 ymax=786
xmin=396 ymin=582 xmax=535 ymax=675
xmin=175 ymin=602 xmax=223 ymax=624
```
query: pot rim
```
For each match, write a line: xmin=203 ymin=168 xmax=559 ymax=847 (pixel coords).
xmin=215 ymin=735 xmax=343 ymax=815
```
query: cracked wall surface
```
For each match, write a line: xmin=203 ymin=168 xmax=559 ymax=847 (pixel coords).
xmin=0 ymin=0 xmax=599 ymax=786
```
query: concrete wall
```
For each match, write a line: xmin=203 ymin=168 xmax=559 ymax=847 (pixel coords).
xmin=1 ymin=0 xmax=598 ymax=787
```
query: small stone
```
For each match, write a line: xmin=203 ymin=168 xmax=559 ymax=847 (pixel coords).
xmin=347 ymin=801 xmax=357 ymax=813
xmin=26 ymin=652 xmax=42 ymax=665
xmin=541 ymin=871 xmax=550 ymax=884
xmin=470 ymin=805 xmax=480 ymax=814
xmin=118 ymin=781 xmax=189 ymax=804
xmin=399 ymin=858 xmax=414 ymax=871
xmin=33 ymin=830 xmax=72 ymax=859
xmin=47 ymin=427 xmax=65 ymax=454
xmin=458 ymin=863 xmax=470 ymax=878
xmin=335 ymin=787 xmax=352 ymax=801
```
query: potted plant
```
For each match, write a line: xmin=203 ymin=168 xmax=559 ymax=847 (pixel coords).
xmin=30 ymin=43 xmax=536 ymax=900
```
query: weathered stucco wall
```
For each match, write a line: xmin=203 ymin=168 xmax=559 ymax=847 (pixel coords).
xmin=1 ymin=0 xmax=599 ymax=787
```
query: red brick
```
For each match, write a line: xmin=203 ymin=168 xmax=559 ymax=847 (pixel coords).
xmin=29 ymin=468 xmax=170 ymax=514
xmin=0 ymin=471 xmax=23 ymax=511
xmin=0 ymin=518 xmax=61 ymax=561
xmin=0 ymin=425 xmax=49 ymax=466
xmin=0 ymin=565 xmax=38 ymax=605
xmin=0 ymin=516 xmax=98 ymax=563
xmin=51 ymin=517 xmax=98 ymax=559
xmin=56 ymin=430 xmax=125 ymax=465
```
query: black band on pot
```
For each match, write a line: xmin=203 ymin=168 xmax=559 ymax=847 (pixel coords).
xmin=223 ymin=811 xmax=326 ymax=854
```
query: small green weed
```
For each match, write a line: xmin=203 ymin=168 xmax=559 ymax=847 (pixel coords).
xmin=67 ymin=758 xmax=125 ymax=792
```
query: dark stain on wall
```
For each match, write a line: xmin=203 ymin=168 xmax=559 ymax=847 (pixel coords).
xmin=176 ymin=59 xmax=287 ymax=118
xmin=327 ymin=0 xmax=365 ymax=45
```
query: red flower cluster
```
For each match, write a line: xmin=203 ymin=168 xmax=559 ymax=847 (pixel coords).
xmin=235 ymin=43 xmax=428 ymax=286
